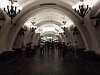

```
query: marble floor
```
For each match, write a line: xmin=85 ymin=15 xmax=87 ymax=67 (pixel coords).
xmin=0 ymin=48 xmax=100 ymax=75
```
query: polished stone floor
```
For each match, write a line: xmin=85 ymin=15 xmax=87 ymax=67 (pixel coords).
xmin=0 ymin=48 xmax=100 ymax=75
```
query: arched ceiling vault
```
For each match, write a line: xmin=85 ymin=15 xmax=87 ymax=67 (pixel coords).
xmin=17 ymin=0 xmax=99 ymax=11
xmin=3 ymin=0 xmax=99 ymax=50
xmin=12 ymin=6 xmax=76 ymax=41
xmin=24 ymin=8 xmax=74 ymax=37
xmin=31 ymin=20 xmax=62 ymax=27
xmin=24 ymin=8 xmax=74 ymax=26
xmin=6 ymin=4 xmax=86 ymax=50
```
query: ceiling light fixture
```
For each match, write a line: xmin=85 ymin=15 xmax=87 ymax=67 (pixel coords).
xmin=62 ymin=16 xmax=67 ymax=25
xmin=3 ymin=0 xmax=22 ymax=24
xmin=72 ymin=0 xmax=92 ymax=25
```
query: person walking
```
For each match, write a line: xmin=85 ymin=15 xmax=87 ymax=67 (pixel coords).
xmin=73 ymin=41 xmax=79 ymax=59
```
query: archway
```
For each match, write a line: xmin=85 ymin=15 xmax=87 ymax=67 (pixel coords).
xmin=5 ymin=1 xmax=91 ymax=52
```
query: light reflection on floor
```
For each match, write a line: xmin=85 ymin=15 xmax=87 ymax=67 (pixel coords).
xmin=0 ymin=48 xmax=100 ymax=75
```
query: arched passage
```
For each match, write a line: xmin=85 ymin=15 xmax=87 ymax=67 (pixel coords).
xmin=6 ymin=4 xmax=90 ymax=51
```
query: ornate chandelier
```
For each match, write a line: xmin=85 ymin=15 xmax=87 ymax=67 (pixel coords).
xmin=3 ymin=0 xmax=22 ymax=24
xmin=72 ymin=0 xmax=92 ymax=24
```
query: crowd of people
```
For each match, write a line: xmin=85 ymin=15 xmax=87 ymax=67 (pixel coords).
xmin=20 ymin=40 xmax=80 ymax=61
xmin=39 ymin=41 xmax=79 ymax=61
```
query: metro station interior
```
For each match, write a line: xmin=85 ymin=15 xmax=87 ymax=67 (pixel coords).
xmin=0 ymin=0 xmax=100 ymax=75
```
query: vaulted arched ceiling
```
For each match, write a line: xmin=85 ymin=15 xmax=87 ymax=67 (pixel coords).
xmin=0 ymin=0 xmax=99 ymax=52
xmin=24 ymin=8 xmax=74 ymax=37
